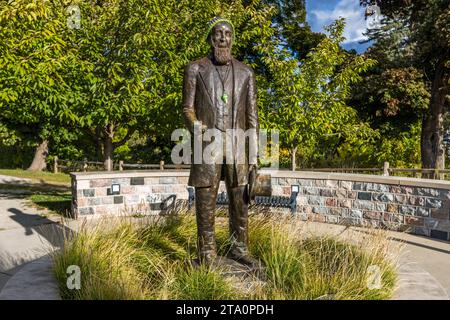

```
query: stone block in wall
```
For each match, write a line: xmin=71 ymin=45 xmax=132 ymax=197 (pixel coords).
xmin=338 ymin=199 xmax=352 ymax=208
xmin=405 ymin=215 xmax=424 ymax=226
xmin=78 ymin=207 xmax=94 ymax=215
xmin=352 ymin=182 xmax=366 ymax=191
xmin=407 ymin=196 xmax=426 ymax=206
xmin=383 ymin=213 xmax=404 ymax=224
xmin=177 ymin=177 xmax=189 ymax=185
xmin=326 ymin=215 xmax=339 ymax=224
xmin=393 ymin=194 xmax=406 ymax=204
xmin=271 ymin=185 xmax=283 ymax=195
xmin=125 ymin=194 xmax=140 ymax=204
xmin=353 ymin=200 xmax=374 ymax=211
xmin=416 ymin=188 xmax=440 ymax=197
xmin=439 ymin=189 xmax=450 ymax=200
xmin=87 ymin=198 xmax=101 ymax=206
xmin=325 ymin=198 xmax=337 ymax=207
xmin=302 ymin=206 xmax=312 ymax=214
xmin=304 ymin=187 xmax=320 ymax=195
xmin=76 ymin=198 xmax=88 ymax=207
xmin=285 ymin=178 xmax=298 ymax=186
xmin=152 ymin=185 xmax=167 ymax=193
xmin=425 ymin=198 xmax=442 ymax=209
xmin=415 ymin=207 xmax=430 ymax=217
xmin=296 ymin=196 xmax=308 ymax=205
xmin=94 ymin=205 xmax=112 ymax=215
xmin=309 ymin=196 xmax=324 ymax=206
xmin=312 ymin=214 xmax=326 ymax=223
xmin=335 ymin=189 xmax=347 ymax=198
xmin=130 ymin=177 xmax=145 ymax=185
xmin=76 ymin=180 xmax=90 ymax=189
xmin=400 ymin=205 xmax=416 ymax=215
xmin=315 ymin=180 xmax=339 ymax=188
xmin=112 ymin=178 xmax=131 ymax=186
xmin=101 ymin=197 xmax=114 ymax=205
xmin=95 ymin=188 xmax=107 ymax=197
xmin=340 ymin=181 xmax=352 ymax=190
xmin=366 ymin=183 xmax=390 ymax=192
xmin=386 ymin=203 xmax=398 ymax=213
xmin=282 ymin=186 xmax=291 ymax=195
xmin=83 ymin=189 xmax=95 ymax=197
xmin=278 ymin=178 xmax=288 ymax=186
xmin=313 ymin=207 xmax=328 ymax=214
xmin=390 ymin=186 xmax=414 ymax=195
xmin=113 ymin=196 xmax=123 ymax=204
xmin=320 ymin=189 xmax=335 ymax=197
xmin=121 ymin=186 xmax=137 ymax=194
xmin=347 ymin=191 xmax=357 ymax=199
xmin=90 ymin=179 xmax=111 ymax=188
xmin=345 ymin=209 xmax=362 ymax=219
xmin=357 ymin=192 xmax=372 ymax=201
xmin=375 ymin=203 xmax=386 ymax=211
xmin=313 ymin=180 xmax=326 ymax=187
xmin=297 ymin=179 xmax=313 ymax=186
xmin=372 ymin=193 xmax=394 ymax=203
xmin=144 ymin=178 xmax=160 ymax=185
xmin=159 ymin=177 xmax=177 ymax=184
xmin=363 ymin=211 xmax=382 ymax=220
xmin=328 ymin=207 xmax=341 ymax=215
xmin=170 ymin=185 xmax=189 ymax=194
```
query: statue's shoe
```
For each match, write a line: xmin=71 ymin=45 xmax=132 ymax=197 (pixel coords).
xmin=227 ymin=252 xmax=265 ymax=273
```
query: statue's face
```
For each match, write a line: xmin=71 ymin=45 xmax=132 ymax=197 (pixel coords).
xmin=209 ymin=22 xmax=233 ymax=49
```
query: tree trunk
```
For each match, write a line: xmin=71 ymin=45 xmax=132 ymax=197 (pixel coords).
xmin=27 ymin=139 xmax=49 ymax=171
xmin=103 ymin=124 xmax=114 ymax=171
xmin=103 ymin=135 xmax=113 ymax=171
xmin=291 ymin=146 xmax=298 ymax=171
xmin=421 ymin=59 xmax=447 ymax=179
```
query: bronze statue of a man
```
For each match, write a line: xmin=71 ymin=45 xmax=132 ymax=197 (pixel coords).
xmin=182 ymin=17 xmax=259 ymax=267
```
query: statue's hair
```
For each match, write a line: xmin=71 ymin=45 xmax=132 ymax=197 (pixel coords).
xmin=205 ymin=17 xmax=235 ymax=43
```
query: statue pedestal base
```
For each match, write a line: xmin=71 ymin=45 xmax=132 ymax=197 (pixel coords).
xmin=189 ymin=256 xmax=267 ymax=296
xmin=190 ymin=256 xmax=264 ymax=277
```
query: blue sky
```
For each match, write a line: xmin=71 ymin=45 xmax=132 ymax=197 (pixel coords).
xmin=306 ymin=0 xmax=373 ymax=53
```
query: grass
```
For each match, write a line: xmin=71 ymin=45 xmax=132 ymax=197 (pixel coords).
xmin=0 ymin=169 xmax=72 ymax=216
xmin=29 ymin=193 xmax=72 ymax=217
xmin=0 ymin=169 xmax=71 ymax=185
xmin=53 ymin=208 xmax=398 ymax=300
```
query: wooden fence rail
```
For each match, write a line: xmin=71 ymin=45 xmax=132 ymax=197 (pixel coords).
xmin=52 ymin=158 xmax=450 ymax=180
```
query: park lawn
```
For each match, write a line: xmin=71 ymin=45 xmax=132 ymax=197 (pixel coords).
xmin=0 ymin=169 xmax=71 ymax=185
xmin=0 ymin=169 xmax=72 ymax=216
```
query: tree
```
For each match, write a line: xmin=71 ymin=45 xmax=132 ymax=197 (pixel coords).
xmin=65 ymin=0 xmax=279 ymax=170
xmin=0 ymin=0 xmax=75 ymax=170
xmin=260 ymin=19 xmax=377 ymax=170
xmin=360 ymin=0 xmax=450 ymax=173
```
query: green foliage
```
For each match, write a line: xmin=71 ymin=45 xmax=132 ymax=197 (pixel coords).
xmin=259 ymin=18 xmax=377 ymax=167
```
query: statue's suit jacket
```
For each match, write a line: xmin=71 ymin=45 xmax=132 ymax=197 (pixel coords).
xmin=182 ymin=56 xmax=258 ymax=187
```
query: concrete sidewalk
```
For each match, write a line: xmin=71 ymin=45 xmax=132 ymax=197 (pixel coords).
xmin=0 ymin=194 xmax=71 ymax=292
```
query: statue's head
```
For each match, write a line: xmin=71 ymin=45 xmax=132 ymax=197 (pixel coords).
xmin=206 ymin=17 xmax=234 ymax=65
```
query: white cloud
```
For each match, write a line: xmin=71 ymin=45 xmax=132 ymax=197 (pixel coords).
xmin=310 ymin=0 xmax=369 ymax=44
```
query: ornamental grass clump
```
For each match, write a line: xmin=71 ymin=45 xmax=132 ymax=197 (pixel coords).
xmin=53 ymin=207 xmax=398 ymax=300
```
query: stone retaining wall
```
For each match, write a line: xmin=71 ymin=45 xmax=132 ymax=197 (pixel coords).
xmin=70 ymin=170 xmax=450 ymax=241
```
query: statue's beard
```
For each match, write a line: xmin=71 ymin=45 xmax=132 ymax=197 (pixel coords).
xmin=213 ymin=46 xmax=232 ymax=65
